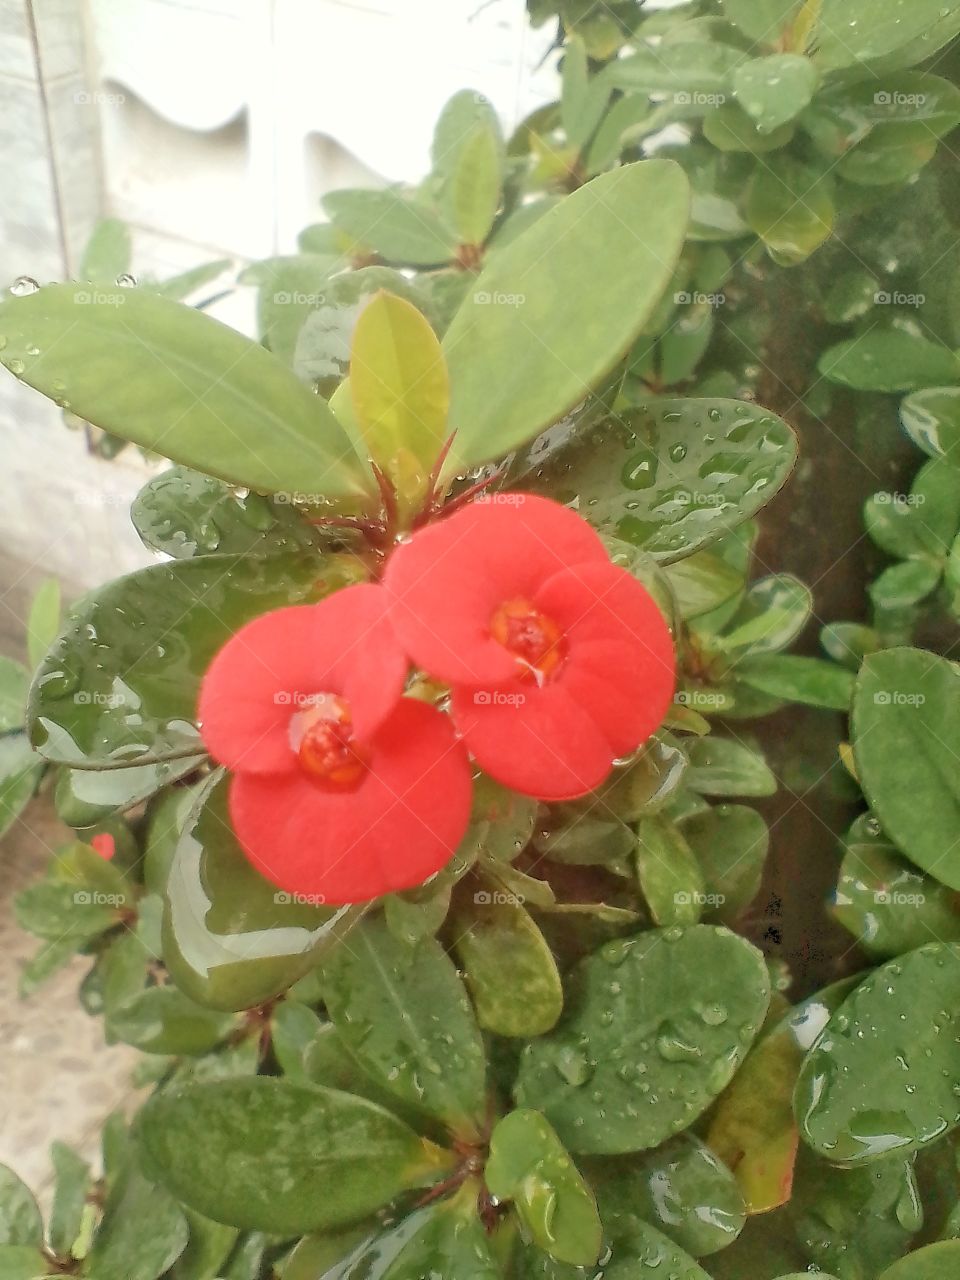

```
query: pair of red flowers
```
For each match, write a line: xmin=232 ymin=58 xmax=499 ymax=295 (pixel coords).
xmin=198 ymin=495 xmax=675 ymax=904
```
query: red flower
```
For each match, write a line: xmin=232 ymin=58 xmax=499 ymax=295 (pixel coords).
xmin=89 ymin=833 xmax=115 ymax=861
xmin=385 ymin=495 xmax=675 ymax=800
xmin=197 ymin=584 xmax=472 ymax=905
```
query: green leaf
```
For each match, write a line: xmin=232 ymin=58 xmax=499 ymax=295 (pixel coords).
xmin=823 ymin=268 xmax=880 ymax=325
xmin=486 ymin=1110 xmax=601 ymax=1267
xmin=879 ymin=1243 xmax=960 ymax=1279
xmin=901 ymin=386 xmax=960 ymax=465
xmin=813 ymin=0 xmax=960 ymax=72
xmin=86 ymin=1164 xmax=189 ymax=1280
xmin=870 ymin=560 xmax=942 ymax=611
xmin=679 ymin=804 xmax=769 ymax=924
xmin=714 ymin=574 xmax=812 ymax=657
xmin=131 ymin=466 xmax=326 ymax=559
xmin=721 ymin=0 xmax=802 ymax=43
xmin=795 ymin=943 xmax=960 ymax=1162
xmin=27 ymin=551 xmax=325 ymax=769
xmin=686 ymin=738 xmax=777 ymax=798
xmin=746 ymin=160 xmax=834 ymax=266
xmin=703 ymin=105 xmax=796 ymax=154
xmin=47 ymin=1143 xmax=89 ymax=1258
xmin=323 ymin=189 xmax=458 ymax=266
xmin=163 ymin=773 xmax=351 ymax=1011
xmin=338 ymin=1185 xmax=499 ymax=1279
xmin=0 ymin=1245 xmax=53 ymax=1280
xmin=0 ymin=658 xmax=28 ymax=733
xmin=515 ymin=925 xmax=770 ymax=1154
xmin=598 ymin=1219 xmax=712 ymax=1279
xmin=803 ymin=74 xmax=960 ymax=153
xmin=735 ymin=655 xmax=854 ymax=711
xmin=593 ymin=1133 xmax=746 ymax=1257
xmin=106 ymin=986 xmax=236 ymax=1056
xmin=141 ymin=1078 xmax=451 ymax=1233
xmin=513 ymin=399 xmax=797 ymax=564
xmin=561 ymin=37 xmax=612 ymax=150
xmin=80 ymin=218 xmax=131 ymax=282
xmin=853 ymin=648 xmax=960 ymax=890
xmin=734 ymin=55 xmax=817 ymax=132
xmin=838 ymin=127 xmax=938 ymax=186
xmin=606 ymin=42 xmax=744 ymax=94
xmin=0 ymin=1169 xmax=41 ymax=1247
xmin=819 ymin=329 xmax=960 ymax=392
xmin=0 ymin=737 xmax=43 ymax=841
xmin=448 ymin=126 xmax=503 ymax=247
xmin=239 ymin=254 xmax=338 ymax=363
xmin=322 ymin=916 xmax=487 ymax=1139
xmin=441 ymin=160 xmax=690 ymax=473
xmin=449 ymin=894 xmax=563 ymax=1038
xmin=26 ymin=580 xmax=60 ymax=673
xmin=790 ymin=1146 xmax=920 ymax=1277
xmin=14 ymin=879 xmax=118 ymax=946
xmin=269 ymin=1002 xmax=323 ymax=1083
xmin=172 ymin=1209 xmax=238 ymax=1280
xmin=0 ymin=285 xmax=369 ymax=499
xmin=350 ymin=292 xmax=449 ymax=501
xmin=634 ymin=816 xmax=707 ymax=926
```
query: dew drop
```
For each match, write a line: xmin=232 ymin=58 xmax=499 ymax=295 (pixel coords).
xmin=10 ymin=276 xmax=39 ymax=296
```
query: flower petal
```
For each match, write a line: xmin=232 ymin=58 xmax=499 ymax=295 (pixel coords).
xmin=198 ymin=584 xmax=406 ymax=775
xmin=451 ymin=680 xmax=612 ymax=801
xmin=533 ymin=561 xmax=676 ymax=754
xmin=229 ymin=699 xmax=472 ymax=903
xmin=384 ymin=493 xmax=608 ymax=686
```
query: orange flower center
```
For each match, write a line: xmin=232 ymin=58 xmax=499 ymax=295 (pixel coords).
xmin=289 ymin=693 xmax=366 ymax=787
xmin=490 ymin=598 xmax=566 ymax=682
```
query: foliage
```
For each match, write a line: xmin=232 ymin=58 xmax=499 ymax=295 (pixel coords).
xmin=3 ymin=1 xmax=960 ymax=1276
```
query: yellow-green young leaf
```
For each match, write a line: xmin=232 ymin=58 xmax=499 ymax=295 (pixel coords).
xmin=746 ymin=161 xmax=834 ymax=266
xmin=0 ymin=285 xmax=372 ymax=501
xmin=350 ymin=292 xmax=449 ymax=507
xmin=450 ymin=125 xmax=503 ymax=247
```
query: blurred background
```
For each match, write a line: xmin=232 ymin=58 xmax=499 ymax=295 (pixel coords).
xmin=0 ymin=0 xmax=557 ymax=1198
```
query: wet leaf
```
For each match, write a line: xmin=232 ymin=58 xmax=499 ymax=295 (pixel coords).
xmin=901 ymin=386 xmax=960 ymax=465
xmin=813 ymin=0 xmax=960 ymax=72
xmin=486 ymin=1110 xmax=601 ymax=1266
xmin=322 ymin=916 xmax=487 ymax=1139
xmin=734 ymin=55 xmax=818 ymax=133
xmin=515 ymin=925 xmax=770 ymax=1154
xmin=686 ymin=738 xmax=777 ymax=798
xmin=26 ymin=580 xmax=60 ymax=673
xmin=450 ymin=894 xmax=563 ymax=1037
xmin=513 ymin=399 xmax=797 ymax=565
xmin=0 ymin=285 xmax=369 ymax=499
xmin=634 ymin=816 xmax=706 ymax=926
xmin=853 ymin=648 xmax=960 ymax=890
xmin=141 ymin=1079 xmax=451 ymax=1233
xmin=795 ymin=943 xmax=960 ymax=1163
xmin=819 ymin=330 xmax=960 ymax=393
